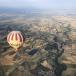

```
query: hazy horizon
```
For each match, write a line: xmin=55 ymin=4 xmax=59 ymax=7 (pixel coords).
xmin=0 ymin=0 xmax=76 ymax=10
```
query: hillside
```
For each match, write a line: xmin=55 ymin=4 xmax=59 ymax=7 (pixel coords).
xmin=0 ymin=14 xmax=76 ymax=76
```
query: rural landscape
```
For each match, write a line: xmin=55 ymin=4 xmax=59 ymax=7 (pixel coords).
xmin=0 ymin=7 xmax=76 ymax=76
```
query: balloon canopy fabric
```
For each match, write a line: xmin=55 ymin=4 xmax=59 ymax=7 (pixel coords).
xmin=7 ymin=31 xmax=24 ymax=51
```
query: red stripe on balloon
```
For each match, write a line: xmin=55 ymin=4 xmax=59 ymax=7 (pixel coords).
xmin=10 ymin=33 xmax=13 ymax=42
xmin=7 ymin=33 xmax=12 ymax=42
xmin=15 ymin=33 xmax=18 ymax=40
xmin=17 ymin=33 xmax=20 ymax=41
xmin=18 ymin=33 xmax=22 ymax=42
xmin=11 ymin=33 xmax=14 ymax=40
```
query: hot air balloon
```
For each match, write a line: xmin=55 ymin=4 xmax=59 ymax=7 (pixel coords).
xmin=7 ymin=31 xmax=24 ymax=52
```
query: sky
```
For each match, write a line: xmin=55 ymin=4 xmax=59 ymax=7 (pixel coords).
xmin=0 ymin=0 xmax=76 ymax=10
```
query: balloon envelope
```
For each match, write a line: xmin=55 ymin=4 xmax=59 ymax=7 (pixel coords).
xmin=7 ymin=31 xmax=24 ymax=51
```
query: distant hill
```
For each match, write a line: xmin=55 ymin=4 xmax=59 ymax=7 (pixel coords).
xmin=0 ymin=7 xmax=76 ymax=16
